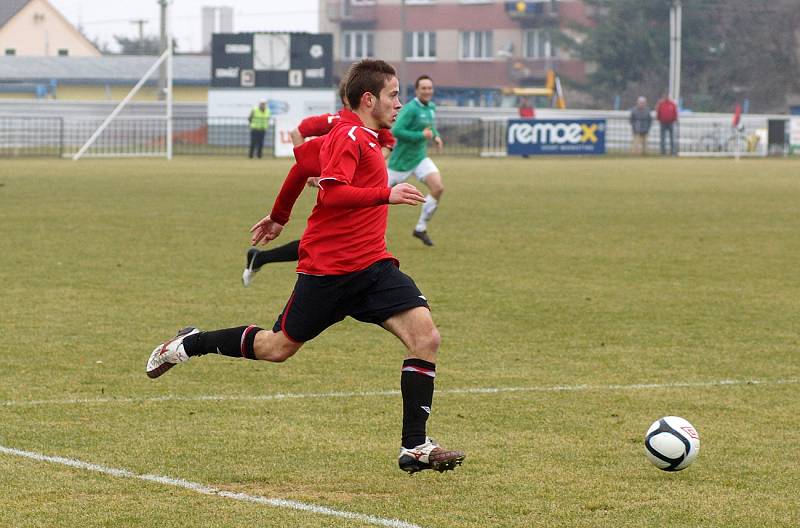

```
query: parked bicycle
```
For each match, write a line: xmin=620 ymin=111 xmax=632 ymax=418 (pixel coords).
xmin=698 ymin=122 xmax=755 ymax=153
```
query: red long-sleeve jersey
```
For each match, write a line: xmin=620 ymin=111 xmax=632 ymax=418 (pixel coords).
xmin=296 ymin=110 xmax=395 ymax=275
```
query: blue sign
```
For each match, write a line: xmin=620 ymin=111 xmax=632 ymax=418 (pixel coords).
xmin=507 ymin=119 xmax=606 ymax=155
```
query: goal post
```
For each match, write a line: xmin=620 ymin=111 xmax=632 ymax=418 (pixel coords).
xmin=73 ymin=6 xmax=173 ymax=161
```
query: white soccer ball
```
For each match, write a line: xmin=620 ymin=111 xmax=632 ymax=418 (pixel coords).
xmin=644 ymin=416 xmax=700 ymax=471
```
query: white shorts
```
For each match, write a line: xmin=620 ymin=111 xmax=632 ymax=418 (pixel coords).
xmin=387 ymin=157 xmax=439 ymax=186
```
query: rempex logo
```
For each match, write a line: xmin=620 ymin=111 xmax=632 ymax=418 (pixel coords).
xmin=508 ymin=122 xmax=601 ymax=145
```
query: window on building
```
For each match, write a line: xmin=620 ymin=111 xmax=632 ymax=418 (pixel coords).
xmin=460 ymin=31 xmax=493 ymax=60
xmin=58 ymin=48 xmax=69 ymax=56
xmin=5 ymin=48 xmax=16 ymax=56
xmin=523 ymin=29 xmax=555 ymax=59
xmin=404 ymin=31 xmax=436 ymax=60
xmin=342 ymin=31 xmax=374 ymax=60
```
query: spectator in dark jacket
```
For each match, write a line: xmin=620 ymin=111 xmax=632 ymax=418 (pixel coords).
xmin=630 ymin=96 xmax=652 ymax=155
xmin=656 ymin=94 xmax=678 ymax=155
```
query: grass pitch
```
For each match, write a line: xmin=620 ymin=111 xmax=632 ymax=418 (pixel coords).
xmin=1 ymin=156 xmax=799 ymax=528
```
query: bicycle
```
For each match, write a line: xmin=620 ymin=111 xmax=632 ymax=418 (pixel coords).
xmin=698 ymin=122 xmax=751 ymax=153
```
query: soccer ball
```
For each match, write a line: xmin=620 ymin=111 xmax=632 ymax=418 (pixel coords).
xmin=644 ymin=416 xmax=700 ymax=471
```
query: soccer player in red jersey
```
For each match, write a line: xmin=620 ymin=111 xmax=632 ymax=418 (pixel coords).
xmin=241 ymin=86 xmax=397 ymax=287
xmin=146 ymin=59 xmax=466 ymax=474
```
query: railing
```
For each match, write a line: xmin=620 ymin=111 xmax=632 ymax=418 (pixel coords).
xmin=0 ymin=116 xmax=63 ymax=157
xmin=0 ymin=115 xmax=781 ymax=159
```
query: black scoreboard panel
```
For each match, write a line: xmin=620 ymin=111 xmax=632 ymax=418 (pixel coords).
xmin=211 ymin=32 xmax=333 ymax=88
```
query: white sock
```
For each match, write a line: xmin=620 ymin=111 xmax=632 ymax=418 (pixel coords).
xmin=415 ymin=195 xmax=438 ymax=232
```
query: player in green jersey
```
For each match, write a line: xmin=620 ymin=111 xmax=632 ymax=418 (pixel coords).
xmin=388 ymin=75 xmax=444 ymax=246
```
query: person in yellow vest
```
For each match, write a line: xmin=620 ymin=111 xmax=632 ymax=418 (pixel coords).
xmin=248 ymin=100 xmax=271 ymax=159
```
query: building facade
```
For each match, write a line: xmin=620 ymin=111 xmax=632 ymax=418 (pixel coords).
xmin=318 ymin=0 xmax=592 ymax=106
xmin=0 ymin=0 xmax=100 ymax=58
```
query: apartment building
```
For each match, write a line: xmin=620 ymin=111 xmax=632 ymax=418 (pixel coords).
xmin=318 ymin=0 xmax=592 ymax=105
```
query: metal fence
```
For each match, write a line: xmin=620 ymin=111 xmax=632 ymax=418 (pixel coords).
xmin=0 ymin=116 xmax=63 ymax=157
xmin=0 ymin=114 xmax=784 ymax=158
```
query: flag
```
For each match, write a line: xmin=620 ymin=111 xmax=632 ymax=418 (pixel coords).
xmin=732 ymin=103 xmax=742 ymax=128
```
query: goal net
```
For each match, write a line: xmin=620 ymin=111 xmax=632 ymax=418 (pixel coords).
xmin=73 ymin=34 xmax=173 ymax=160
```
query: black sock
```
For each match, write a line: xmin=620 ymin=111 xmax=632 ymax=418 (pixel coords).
xmin=253 ymin=239 xmax=300 ymax=269
xmin=401 ymin=358 xmax=436 ymax=449
xmin=182 ymin=325 xmax=262 ymax=359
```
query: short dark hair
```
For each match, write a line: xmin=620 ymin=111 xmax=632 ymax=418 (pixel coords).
xmin=343 ymin=59 xmax=396 ymax=110
xmin=338 ymin=79 xmax=348 ymax=107
xmin=415 ymin=75 xmax=432 ymax=89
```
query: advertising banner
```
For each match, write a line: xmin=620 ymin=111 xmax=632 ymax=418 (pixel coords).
xmin=790 ymin=117 xmax=800 ymax=154
xmin=507 ymin=119 xmax=606 ymax=155
xmin=273 ymin=115 xmax=298 ymax=158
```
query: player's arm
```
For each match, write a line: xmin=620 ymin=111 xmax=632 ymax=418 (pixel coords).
xmin=250 ymin=159 xmax=316 ymax=245
xmin=289 ymin=128 xmax=304 ymax=147
xmin=294 ymin=114 xmax=337 ymax=146
xmin=320 ymin=181 xmax=423 ymax=208
xmin=429 ymin=108 xmax=443 ymax=150
xmin=430 ymin=112 xmax=441 ymax=139
xmin=318 ymin=132 xmax=422 ymax=208
xmin=390 ymin=106 xmax=425 ymax=141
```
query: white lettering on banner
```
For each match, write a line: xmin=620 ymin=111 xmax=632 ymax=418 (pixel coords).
xmin=305 ymin=68 xmax=325 ymax=79
xmin=215 ymin=67 xmax=239 ymax=79
xmin=508 ymin=122 xmax=584 ymax=145
xmin=225 ymin=44 xmax=251 ymax=54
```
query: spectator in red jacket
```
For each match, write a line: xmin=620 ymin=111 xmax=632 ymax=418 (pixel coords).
xmin=656 ymin=94 xmax=678 ymax=155
xmin=518 ymin=97 xmax=535 ymax=119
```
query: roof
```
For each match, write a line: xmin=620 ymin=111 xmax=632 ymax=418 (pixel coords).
xmin=0 ymin=55 xmax=211 ymax=85
xmin=0 ymin=0 xmax=29 ymax=28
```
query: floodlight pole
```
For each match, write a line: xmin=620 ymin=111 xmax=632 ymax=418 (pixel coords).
xmin=669 ymin=0 xmax=682 ymax=103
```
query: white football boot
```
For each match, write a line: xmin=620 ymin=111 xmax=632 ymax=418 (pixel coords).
xmin=398 ymin=437 xmax=465 ymax=474
xmin=146 ymin=327 xmax=199 ymax=379
xmin=241 ymin=248 xmax=260 ymax=288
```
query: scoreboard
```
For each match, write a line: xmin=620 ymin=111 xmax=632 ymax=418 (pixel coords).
xmin=211 ymin=32 xmax=333 ymax=89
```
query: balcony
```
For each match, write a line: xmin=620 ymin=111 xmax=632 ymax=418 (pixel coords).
xmin=327 ymin=1 xmax=377 ymax=26
xmin=505 ymin=1 xmax=559 ymax=24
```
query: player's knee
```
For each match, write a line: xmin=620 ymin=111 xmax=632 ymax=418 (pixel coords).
xmin=416 ymin=325 xmax=441 ymax=356
xmin=260 ymin=347 xmax=297 ymax=362
xmin=253 ymin=332 xmax=301 ymax=362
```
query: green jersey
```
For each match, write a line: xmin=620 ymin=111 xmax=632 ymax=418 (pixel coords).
xmin=388 ymin=98 xmax=439 ymax=172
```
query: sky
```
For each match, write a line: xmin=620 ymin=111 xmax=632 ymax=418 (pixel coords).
xmin=49 ymin=0 xmax=319 ymax=53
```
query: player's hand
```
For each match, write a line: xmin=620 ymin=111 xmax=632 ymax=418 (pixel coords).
xmin=422 ymin=127 xmax=434 ymax=139
xmin=389 ymin=183 xmax=425 ymax=206
xmin=306 ymin=177 xmax=321 ymax=188
xmin=434 ymin=135 xmax=444 ymax=153
xmin=250 ymin=215 xmax=284 ymax=245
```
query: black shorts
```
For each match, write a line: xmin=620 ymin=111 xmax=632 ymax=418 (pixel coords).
xmin=273 ymin=259 xmax=429 ymax=343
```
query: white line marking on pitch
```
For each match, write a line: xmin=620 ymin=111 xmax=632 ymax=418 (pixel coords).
xmin=0 ymin=445 xmax=424 ymax=528
xmin=0 ymin=378 xmax=797 ymax=408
